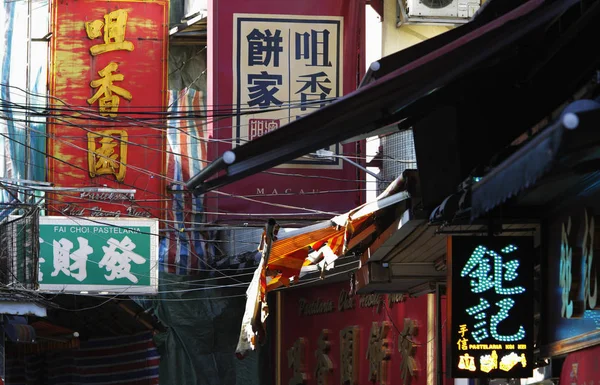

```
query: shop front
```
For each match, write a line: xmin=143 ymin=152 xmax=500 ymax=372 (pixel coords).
xmin=558 ymin=344 xmax=600 ymax=384
xmin=216 ymin=0 xmax=600 ymax=383
xmin=275 ymin=280 xmax=447 ymax=385
xmin=463 ymin=97 xmax=600 ymax=382
xmin=541 ymin=192 xmax=600 ymax=383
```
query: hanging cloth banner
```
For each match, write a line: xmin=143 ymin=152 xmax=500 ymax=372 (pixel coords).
xmin=161 ymin=89 xmax=213 ymax=275
xmin=3 ymin=316 xmax=35 ymax=343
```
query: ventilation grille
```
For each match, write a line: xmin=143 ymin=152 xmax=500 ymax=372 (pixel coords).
xmin=378 ymin=130 xmax=418 ymax=194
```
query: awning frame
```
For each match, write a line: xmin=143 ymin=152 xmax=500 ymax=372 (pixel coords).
xmin=471 ymin=99 xmax=600 ymax=220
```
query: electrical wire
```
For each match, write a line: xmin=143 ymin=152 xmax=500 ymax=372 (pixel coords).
xmin=1 ymin=104 xmax=380 ymax=204
xmin=0 ymin=8 xmax=395 ymax=311
xmin=1 ymin=83 xmax=341 ymax=121
xmin=40 ymin=258 xmax=362 ymax=306
xmin=2 ymin=254 xmax=362 ymax=309
xmin=0 ymin=126 xmax=352 ymax=218
xmin=1 ymin=84 xmax=400 ymax=175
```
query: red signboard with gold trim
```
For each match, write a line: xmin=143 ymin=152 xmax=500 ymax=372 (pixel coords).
xmin=207 ymin=0 xmax=366 ymax=223
xmin=47 ymin=0 xmax=168 ymax=219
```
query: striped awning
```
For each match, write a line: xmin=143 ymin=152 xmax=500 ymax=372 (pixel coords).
xmin=4 ymin=316 xmax=36 ymax=343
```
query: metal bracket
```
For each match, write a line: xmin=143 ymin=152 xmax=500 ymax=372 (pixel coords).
xmin=397 ymin=0 xmax=409 ymax=27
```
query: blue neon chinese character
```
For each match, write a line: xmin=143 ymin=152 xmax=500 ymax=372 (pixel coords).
xmin=490 ymin=298 xmax=526 ymax=342
xmin=295 ymin=72 xmax=332 ymax=111
xmin=461 ymin=245 xmax=525 ymax=295
xmin=466 ymin=298 xmax=490 ymax=343
xmin=247 ymin=28 xmax=283 ymax=67
xmin=247 ymin=71 xmax=283 ymax=109
xmin=295 ymin=30 xmax=331 ymax=67
xmin=461 ymin=244 xmax=527 ymax=344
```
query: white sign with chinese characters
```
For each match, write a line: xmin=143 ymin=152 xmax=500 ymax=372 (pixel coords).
xmin=233 ymin=13 xmax=343 ymax=169
xmin=37 ymin=216 xmax=158 ymax=294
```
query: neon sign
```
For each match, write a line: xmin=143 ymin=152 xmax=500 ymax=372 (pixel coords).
xmin=449 ymin=237 xmax=534 ymax=378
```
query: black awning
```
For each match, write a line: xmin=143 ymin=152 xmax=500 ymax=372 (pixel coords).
xmin=359 ymin=0 xmax=536 ymax=86
xmin=470 ymin=118 xmax=565 ymax=220
xmin=187 ymin=0 xmax=590 ymax=195
xmin=471 ymin=100 xmax=600 ymax=220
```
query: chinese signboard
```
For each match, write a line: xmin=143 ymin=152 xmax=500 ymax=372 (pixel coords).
xmin=559 ymin=343 xmax=600 ymax=385
xmin=234 ymin=14 xmax=342 ymax=167
xmin=448 ymin=236 xmax=534 ymax=378
xmin=280 ymin=281 xmax=438 ymax=385
xmin=38 ymin=217 xmax=158 ymax=294
xmin=48 ymin=0 xmax=168 ymax=219
xmin=544 ymin=203 xmax=600 ymax=353
xmin=208 ymin=1 xmax=365 ymax=221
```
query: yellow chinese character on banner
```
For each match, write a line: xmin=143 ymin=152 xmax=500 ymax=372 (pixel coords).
xmin=87 ymin=62 xmax=132 ymax=117
xmin=85 ymin=9 xmax=135 ymax=56
xmin=458 ymin=324 xmax=468 ymax=338
xmin=456 ymin=338 xmax=468 ymax=351
xmin=88 ymin=130 xmax=128 ymax=182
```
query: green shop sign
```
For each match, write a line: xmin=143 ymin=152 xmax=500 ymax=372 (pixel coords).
xmin=38 ymin=217 xmax=158 ymax=294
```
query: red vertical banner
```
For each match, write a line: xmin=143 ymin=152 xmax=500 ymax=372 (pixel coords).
xmin=208 ymin=0 xmax=366 ymax=223
xmin=48 ymin=0 xmax=168 ymax=219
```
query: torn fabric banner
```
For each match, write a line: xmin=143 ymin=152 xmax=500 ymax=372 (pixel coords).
xmin=235 ymin=189 xmax=410 ymax=357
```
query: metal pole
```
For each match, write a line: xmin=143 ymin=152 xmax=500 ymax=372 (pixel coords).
xmin=436 ymin=282 xmax=444 ymax=385
xmin=25 ymin=0 xmax=32 ymax=182
xmin=275 ymin=291 xmax=282 ymax=385
xmin=0 ymin=315 xmax=5 ymax=382
xmin=339 ymin=154 xmax=384 ymax=181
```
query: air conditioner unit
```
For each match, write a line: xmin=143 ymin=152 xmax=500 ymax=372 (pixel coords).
xmin=407 ymin=0 xmax=480 ymax=20
xmin=184 ymin=0 xmax=207 ymax=20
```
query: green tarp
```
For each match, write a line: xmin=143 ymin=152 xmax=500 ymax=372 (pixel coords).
xmin=140 ymin=273 xmax=263 ymax=385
